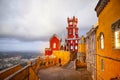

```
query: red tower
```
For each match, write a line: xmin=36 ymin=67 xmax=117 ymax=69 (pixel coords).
xmin=66 ymin=16 xmax=79 ymax=53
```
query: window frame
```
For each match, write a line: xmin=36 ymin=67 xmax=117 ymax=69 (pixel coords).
xmin=111 ymin=19 xmax=120 ymax=49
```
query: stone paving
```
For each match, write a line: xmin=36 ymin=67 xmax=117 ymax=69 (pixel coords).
xmin=38 ymin=62 xmax=92 ymax=80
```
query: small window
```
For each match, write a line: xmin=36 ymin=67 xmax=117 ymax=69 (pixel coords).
xmin=71 ymin=40 xmax=73 ymax=43
xmin=73 ymin=29 xmax=75 ymax=35
xmin=69 ymin=22 xmax=72 ymax=25
xmin=101 ymin=59 xmax=104 ymax=71
xmin=75 ymin=46 xmax=77 ymax=50
xmin=71 ymin=46 xmax=73 ymax=49
xmin=75 ymin=40 xmax=77 ymax=43
xmin=69 ymin=29 xmax=72 ymax=34
xmin=53 ymin=43 xmax=56 ymax=48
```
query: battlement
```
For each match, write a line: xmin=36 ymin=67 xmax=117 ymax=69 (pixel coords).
xmin=67 ymin=16 xmax=78 ymax=27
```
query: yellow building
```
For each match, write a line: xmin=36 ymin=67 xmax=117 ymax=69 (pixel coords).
xmin=78 ymin=35 xmax=86 ymax=63
xmin=95 ymin=0 xmax=120 ymax=80
xmin=52 ymin=50 xmax=70 ymax=66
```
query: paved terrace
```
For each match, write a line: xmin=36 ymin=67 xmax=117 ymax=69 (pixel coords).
xmin=0 ymin=57 xmax=92 ymax=80
xmin=38 ymin=61 xmax=92 ymax=80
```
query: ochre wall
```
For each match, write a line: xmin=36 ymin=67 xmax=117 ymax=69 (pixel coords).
xmin=78 ymin=44 xmax=86 ymax=53
xmin=96 ymin=0 xmax=120 ymax=80
xmin=53 ymin=50 xmax=70 ymax=65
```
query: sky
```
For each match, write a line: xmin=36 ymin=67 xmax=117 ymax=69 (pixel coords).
xmin=0 ymin=0 xmax=98 ymax=52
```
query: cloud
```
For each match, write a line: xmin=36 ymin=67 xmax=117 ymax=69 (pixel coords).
xmin=0 ymin=0 xmax=98 ymax=41
xmin=0 ymin=38 xmax=49 ymax=52
xmin=0 ymin=0 xmax=99 ymax=52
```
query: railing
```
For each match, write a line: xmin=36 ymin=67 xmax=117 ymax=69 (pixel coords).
xmin=5 ymin=65 xmax=30 ymax=80
xmin=0 ymin=64 xmax=22 ymax=80
xmin=0 ymin=55 xmax=67 ymax=80
xmin=1 ymin=56 xmax=58 ymax=80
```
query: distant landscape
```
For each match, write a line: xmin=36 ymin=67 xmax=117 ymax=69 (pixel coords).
xmin=0 ymin=51 xmax=43 ymax=71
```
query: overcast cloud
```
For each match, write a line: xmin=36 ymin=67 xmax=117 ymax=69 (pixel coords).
xmin=0 ymin=0 xmax=98 ymax=52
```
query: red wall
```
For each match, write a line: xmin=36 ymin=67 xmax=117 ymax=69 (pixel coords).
xmin=45 ymin=49 xmax=52 ymax=56
xmin=50 ymin=35 xmax=60 ymax=51
xmin=66 ymin=16 xmax=79 ymax=52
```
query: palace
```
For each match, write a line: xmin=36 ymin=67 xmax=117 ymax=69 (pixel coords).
xmin=0 ymin=0 xmax=120 ymax=80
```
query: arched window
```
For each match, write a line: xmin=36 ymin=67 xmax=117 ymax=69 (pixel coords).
xmin=100 ymin=33 xmax=104 ymax=49
xmin=53 ymin=43 xmax=56 ymax=48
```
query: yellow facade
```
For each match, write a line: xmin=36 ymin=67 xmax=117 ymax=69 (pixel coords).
xmin=78 ymin=35 xmax=86 ymax=54
xmin=95 ymin=0 xmax=120 ymax=80
xmin=78 ymin=44 xmax=85 ymax=53
xmin=53 ymin=50 xmax=70 ymax=66
xmin=78 ymin=36 xmax=86 ymax=63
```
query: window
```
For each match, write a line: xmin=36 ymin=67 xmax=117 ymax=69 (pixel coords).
xmin=53 ymin=43 xmax=56 ymax=48
xmin=111 ymin=19 xmax=120 ymax=49
xmin=71 ymin=40 xmax=73 ymax=43
xmin=114 ymin=30 xmax=120 ymax=48
xmin=75 ymin=40 xmax=77 ymax=43
xmin=69 ymin=22 xmax=72 ymax=25
xmin=73 ymin=29 xmax=75 ymax=35
xmin=71 ymin=46 xmax=73 ymax=49
xmin=100 ymin=33 xmax=104 ymax=49
xmin=69 ymin=29 xmax=72 ymax=34
xmin=75 ymin=46 xmax=77 ymax=50
xmin=101 ymin=59 xmax=104 ymax=71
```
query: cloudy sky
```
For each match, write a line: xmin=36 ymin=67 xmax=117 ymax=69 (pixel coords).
xmin=0 ymin=0 xmax=98 ymax=52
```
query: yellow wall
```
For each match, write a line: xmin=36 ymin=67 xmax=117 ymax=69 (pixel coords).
xmin=96 ymin=0 xmax=120 ymax=80
xmin=53 ymin=50 xmax=70 ymax=65
xmin=78 ymin=44 xmax=86 ymax=54
xmin=78 ymin=36 xmax=86 ymax=54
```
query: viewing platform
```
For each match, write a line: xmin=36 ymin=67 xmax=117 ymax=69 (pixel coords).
xmin=0 ymin=51 xmax=89 ymax=80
